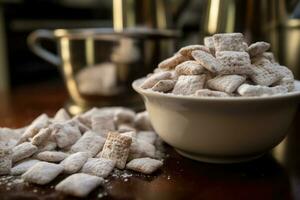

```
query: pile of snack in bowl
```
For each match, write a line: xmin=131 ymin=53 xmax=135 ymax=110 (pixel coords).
xmin=140 ymin=33 xmax=294 ymax=97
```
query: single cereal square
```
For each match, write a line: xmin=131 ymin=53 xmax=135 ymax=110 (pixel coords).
xmin=22 ymin=161 xmax=63 ymax=185
xmin=81 ymin=158 xmax=116 ymax=178
xmin=91 ymin=113 xmax=116 ymax=137
xmin=175 ymin=60 xmax=206 ymax=75
xmin=114 ymin=109 xmax=135 ymax=125
xmin=0 ymin=146 xmax=12 ymax=175
xmin=192 ymin=50 xmax=222 ymax=73
xmin=11 ymin=159 xmax=40 ymax=175
xmin=237 ymin=84 xmax=288 ymax=97
xmin=151 ymin=80 xmax=176 ymax=93
xmin=207 ymin=75 xmax=246 ymax=93
xmin=136 ymin=131 xmax=157 ymax=145
xmin=51 ymin=123 xmax=81 ymax=148
xmin=140 ymin=71 xmax=172 ymax=89
xmin=178 ymin=45 xmax=210 ymax=59
xmin=172 ymin=75 xmax=206 ymax=95
xmin=134 ymin=111 xmax=153 ymax=131
xmin=12 ymin=142 xmax=38 ymax=163
xmin=36 ymin=151 xmax=69 ymax=163
xmin=126 ymin=158 xmax=163 ymax=174
xmin=53 ymin=108 xmax=71 ymax=123
xmin=129 ymin=138 xmax=156 ymax=160
xmin=158 ymin=53 xmax=189 ymax=70
xmin=55 ymin=173 xmax=104 ymax=197
xmin=250 ymin=58 xmax=282 ymax=86
xmin=60 ymin=152 xmax=89 ymax=174
xmin=213 ymin=33 xmax=246 ymax=52
xmin=31 ymin=127 xmax=52 ymax=146
xmin=18 ymin=114 xmax=50 ymax=144
xmin=99 ymin=132 xmax=132 ymax=169
xmin=215 ymin=51 xmax=252 ymax=75
xmin=247 ymin=42 xmax=270 ymax=57
xmin=71 ymin=131 xmax=106 ymax=157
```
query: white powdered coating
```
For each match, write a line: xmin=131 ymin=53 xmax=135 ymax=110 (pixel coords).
xmin=60 ymin=152 xmax=89 ymax=174
xmin=207 ymin=75 xmax=246 ymax=93
xmin=250 ymin=58 xmax=282 ymax=86
xmin=12 ymin=142 xmax=38 ymax=163
xmin=178 ymin=45 xmax=210 ymax=59
xmin=262 ymin=52 xmax=276 ymax=63
xmin=158 ymin=53 xmax=189 ymax=70
xmin=172 ymin=75 xmax=206 ymax=95
xmin=237 ymin=84 xmax=288 ymax=97
xmin=0 ymin=147 xmax=12 ymax=175
xmin=91 ymin=113 xmax=116 ymax=137
xmin=213 ymin=33 xmax=246 ymax=52
xmin=68 ymin=117 xmax=91 ymax=134
xmin=35 ymin=140 xmax=57 ymax=154
xmin=36 ymin=151 xmax=68 ymax=162
xmin=151 ymin=80 xmax=176 ymax=93
xmin=126 ymin=158 xmax=163 ymax=174
xmin=134 ymin=111 xmax=153 ymax=131
xmin=129 ymin=138 xmax=156 ymax=160
xmin=53 ymin=108 xmax=71 ymax=123
xmin=22 ymin=161 xmax=63 ymax=185
xmin=18 ymin=114 xmax=50 ymax=144
xmin=136 ymin=131 xmax=157 ymax=145
xmin=192 ymin=50 xmax=222 ymax=73
xmin=273 ymin=64 xmax=295 ymax=91
xmin=31 ymin=127 xmax=52 ymax=146
xmin=118 ymin=123 xmax=136 ymax=133
xmin=55 ymin=173 xmax=104 ymax=197
xmin=10 ymin=159 xmax=40 ymax=175
xmin=0 ymin=128 xmax=22 ymax=148
xmin=99 ymin=132 xmax=132 ymax=169
xmin=204 ymin=36 xmax=215 ymax=55
xmin=51 ymin=123 xmax=81 ymax=148
xmin=71 ymin=131 xmax=105 ymax=157
xmin=140 ymin=71 xmax=172 ymax=89
xmin=248 ymin=42 xmax=270 ymax=57
xmin=215 ymin=51 xmax=252 ymax=75
xmin=114 ymin=109 xmax=135 ymax=125
xmin=175 ymin=60 xmax=206 ymax=75
xmin=194 ymin=89 xmax=230 ymax=97
xmin=81 ymin=158 xmax=116 ymax=178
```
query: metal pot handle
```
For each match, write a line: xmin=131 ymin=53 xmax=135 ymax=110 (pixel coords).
xmin=27 ymin=30 xmax=61 ymax=66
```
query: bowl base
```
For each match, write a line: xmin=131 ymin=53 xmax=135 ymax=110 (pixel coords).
xmin=175 ymin=149 xmax=264 ymax=164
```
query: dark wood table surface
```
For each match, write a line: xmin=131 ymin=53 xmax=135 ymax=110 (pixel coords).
xmin=0 ymin=81 xmax=300 ymax=200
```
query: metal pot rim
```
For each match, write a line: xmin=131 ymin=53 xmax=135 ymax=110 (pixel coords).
xmin=53 ymin=27 xmax=180 ymax=39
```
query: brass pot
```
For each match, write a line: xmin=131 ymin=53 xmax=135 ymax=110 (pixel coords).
xmin=28 ymin=28 xmax=179 ymax=114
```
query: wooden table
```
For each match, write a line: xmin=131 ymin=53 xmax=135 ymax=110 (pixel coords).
xmin=0 ymin=82 xmax=299 ymax=200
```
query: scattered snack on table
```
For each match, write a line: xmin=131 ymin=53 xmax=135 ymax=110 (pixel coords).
xmin=10 ymin=159 xmax=40 ymax=175
xmin=22 ymin=162 xmax=64 ymax=185
xmin=0 ymin=146 xmax=12 ymax=175
xmin=139 ymin=32 xmax=295 ymax=97
xmin=12 ymin=142 xmax=38 ymax=163
xmin=0 ymin=106 xmax=165 ymax=197
xmin=60 ymin=152 xmax=89 ymax=174
xmin=99 ymin=132 xmax=132 ymax=169
xmin=81 ymin=158 xmax=116 ymax=178
xmin=36 ymin=151 xmax=69 ymax=163
xmin=55 ymin=173 xmax=104 ymax=197
xmin=126 ymin=158 xmax=163 ymax=174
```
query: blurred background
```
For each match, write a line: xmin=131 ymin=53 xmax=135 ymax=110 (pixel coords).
xmin=0 ymin=0 xmax=299 ymax=113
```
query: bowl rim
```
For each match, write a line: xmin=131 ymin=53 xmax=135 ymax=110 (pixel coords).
xmin=132 ymin=78 xmax=300 ymax=102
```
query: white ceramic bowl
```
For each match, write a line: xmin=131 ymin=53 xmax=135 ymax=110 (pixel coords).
xmin=133 ymin=78 xmax=300 ymax=163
